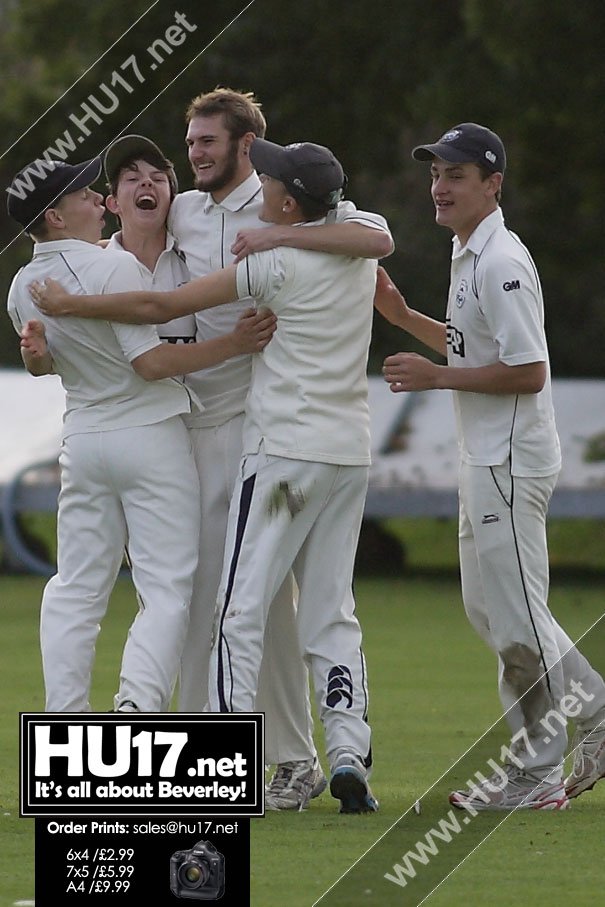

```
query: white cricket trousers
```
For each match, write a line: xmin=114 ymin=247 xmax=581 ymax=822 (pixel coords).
xmin=41 ymin=418 xmax=200 ymax=712
xmin=179 ymin=417 xmax=317 ymax=764
xmin=459 ymin=462 xmax=605 ymax=775
xmin=209 ymin=449 xmax=373 ymax=771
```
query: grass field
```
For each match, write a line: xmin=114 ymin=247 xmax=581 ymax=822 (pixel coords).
xmin=1 ymin=572 xmax=604 ymax=906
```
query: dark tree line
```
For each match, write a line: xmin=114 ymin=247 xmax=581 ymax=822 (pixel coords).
xmin=1 ymin=0 xmax=603 ymax=376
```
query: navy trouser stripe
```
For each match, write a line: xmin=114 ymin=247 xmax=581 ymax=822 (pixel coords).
xmin=216 ymin=472 xmax=256 ymax=711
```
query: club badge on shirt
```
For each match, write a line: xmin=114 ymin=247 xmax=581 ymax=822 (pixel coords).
xmin=456 ymin=278 xmax=468 ymax=308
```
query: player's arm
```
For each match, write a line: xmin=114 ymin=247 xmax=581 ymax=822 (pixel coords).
xmin=231 ymin=222 xmax=392 ymax=261
xmin=374 ymin=266 xmax=447 ymax=356
xmin=20 ymin=319 xmax=55 ymax=376
xmin=29 ymin=265 xmax=239 ymax=324
xmin=383 ymin=354 xmax=546 ymax=395
xmin=131 ymin=307 xmax=276 ymax=381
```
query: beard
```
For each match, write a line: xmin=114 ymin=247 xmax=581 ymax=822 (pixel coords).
xmin=193 ymin=139 xmax=240 ymax=193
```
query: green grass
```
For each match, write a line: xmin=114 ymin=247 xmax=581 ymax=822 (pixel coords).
xmin=1 ymin=575 xmax=604 ymax=906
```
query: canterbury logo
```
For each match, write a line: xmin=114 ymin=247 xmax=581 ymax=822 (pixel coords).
xmin=503 ymin=280 xmax=520 ymax=291
xmin=326 ymin=665 xmax=353 ymax=709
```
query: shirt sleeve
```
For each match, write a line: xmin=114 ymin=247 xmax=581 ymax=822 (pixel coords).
xmin=7 ymin=272 xmax=25 ymax=334
xmin=166 ymin=193 xmax=180 ymax=238
xmin=235 ymin=248 xmax=288 ymax=312
xmin=330 ymin=200 xmax=394 ymax=254
xmin=477 ymin=251 xmax=548 ymax=366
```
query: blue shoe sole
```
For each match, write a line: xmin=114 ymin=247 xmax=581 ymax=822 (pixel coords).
xmin=330 ymin=766 xmax=379 ymax=814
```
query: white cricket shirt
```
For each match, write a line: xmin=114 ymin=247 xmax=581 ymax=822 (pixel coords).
xmin=169 ymin=172 xmax=392 ymax=428
xmin=7 ymin=239 xmax=196 ymax=438
xmin=235 ymin=243 xmax=377 ymax=465
xmin=446 ymin=208 xmax=561 ymax=475
xmin=107 ymin=231 xmax=196 ymax=342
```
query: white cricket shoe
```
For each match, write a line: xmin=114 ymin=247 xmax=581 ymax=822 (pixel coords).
xmin=565 ymin=722 xmax=605 ymax=799
xmin=449 ymin=764 xmax=569 ymax=812
xmin=329 ymin=752 xmax=379 ymax=814
xmin=265 ymin=757 xmax=327 ymax=811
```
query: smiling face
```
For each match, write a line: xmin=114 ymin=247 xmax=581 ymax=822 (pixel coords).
xmin=429 ymin=158 xmax=502 ymax=246
xmin=107 ymin=158 xmax=172 ymax=231
xmin=186 ymin=113 xmax=253 ymax=201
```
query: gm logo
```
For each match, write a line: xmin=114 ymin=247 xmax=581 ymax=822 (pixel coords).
xmin=503 ymin=279 xmax=520 ymax=291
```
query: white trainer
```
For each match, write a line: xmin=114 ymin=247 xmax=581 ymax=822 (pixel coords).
xmin=449 ymin=764 xmax=569 ymax=812
xmin=329 ymin=752 xmax=379 ymax=814
xmin=265 ymin=757 xmax=327 ymax=811
xmin=565 ymin=722 xmax=605 ymax=799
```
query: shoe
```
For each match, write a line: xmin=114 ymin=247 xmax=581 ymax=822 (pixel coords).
xmin=114 ymin=700 xmax=139 ymax=713
xmin=565 ymin=722 xmax=605 ymax=799
xmin=329 ymin=752 xmax=379 ymax=814
xmin=449 ymin=764 xmax=569 ymax=812
xmin=265 ymin=757 xmax=327 ymax=811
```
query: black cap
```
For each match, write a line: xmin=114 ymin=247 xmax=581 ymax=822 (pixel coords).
xmin=6 ymin=157 xmax=103 ymax=230
xmin=104 ymin=134 xmax=178 ymax=195
xmin=412 ymin=123 xmax=506 ymax=174
xmin=250 ymin=138 xmax=346 ymax=208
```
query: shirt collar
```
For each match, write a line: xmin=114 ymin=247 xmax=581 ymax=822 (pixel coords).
xmin=452 ymin=207 xmax=504 ymax=259
xmin=32 ymin=238 xmax=99 ymax=256
xmin=202 ymin=171 xmax=263 ymax=214
xmin=107 ymin=230 xmax=178 ymax=254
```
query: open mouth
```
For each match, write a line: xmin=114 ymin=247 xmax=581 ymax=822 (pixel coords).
xmin=136 ymin=195 xmax=157 ymax=210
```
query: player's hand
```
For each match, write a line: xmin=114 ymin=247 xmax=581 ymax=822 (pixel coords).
xmin=382 ymin=352 xmax=441 ymax=392
xmin=20 ymin=319 xmax=48 ymax=358
xmin=29 ymin=278 xmax=72 ymax=316
xmin=232 ymin=307 xmax=277 ymax=353
xmin=231 ymin=227 xmax=286 ymax=262
xmin=373 ymin=266 xmax=411 ymax=328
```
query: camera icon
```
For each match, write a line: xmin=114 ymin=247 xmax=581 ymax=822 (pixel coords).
xmin=170 ymin=840 xmax=225 ymax=900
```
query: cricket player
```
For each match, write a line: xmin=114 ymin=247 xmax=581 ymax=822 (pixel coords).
xmin=101 ymin=134 xmax=196 ymax=349
xmin=7 ymin=156 xmax=274 ymax=714
xmin=169 ymin=89 xmax=393 ymax=810
xmin=101 ymin=130 xmax=330 ymax=806
xmin=30 ymin=137 xmax=386 ymax=814
xmin=376 ymin=122 xmax=605 ymax=809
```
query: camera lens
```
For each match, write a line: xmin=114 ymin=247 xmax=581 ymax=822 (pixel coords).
xmin=178 ymin=859 xmax=209 ymax=889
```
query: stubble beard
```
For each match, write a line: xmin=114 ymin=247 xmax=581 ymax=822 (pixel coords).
xmin=193 ymin=139 xmax=240 ymax=194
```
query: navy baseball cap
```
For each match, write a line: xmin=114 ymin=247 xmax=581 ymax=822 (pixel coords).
xmin=7 ymin=157 xmax=103 ymax=230
xmin=104 ymin=134 xmax=178 ymax=195
xmin=250 ymin=138 xmax=346 ymax=208
xmin=412 ymin=123 xmax=506 ymax=174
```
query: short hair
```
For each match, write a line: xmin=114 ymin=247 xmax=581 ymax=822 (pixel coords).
xmin=28 ymin=214 xmax=51 ymax=240
xmin=476 ymin=162 xmax=502 ymax=203
xmin=186 ymin=87 xmax=266 ymax=139
xmin=107 ymin=151 xmax=178 ymax=200
xmin=287 ymin=190 xmax=332 ymax=222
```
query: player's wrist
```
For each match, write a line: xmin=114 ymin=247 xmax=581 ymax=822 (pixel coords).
xmin=227 ymin=331 xmax=246 ymax=356
xmin=432 ymin=364 xmax=450 ymax=390
xmin=56 ymin=294 xmax=79 ymax=316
